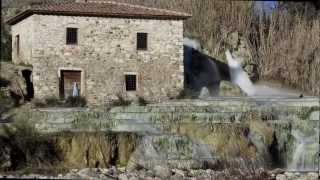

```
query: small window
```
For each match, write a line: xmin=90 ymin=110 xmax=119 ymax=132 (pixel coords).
xmin=15 ymin=35 xmax=20 ymax=55
xmin=137 ymin=33 xmax=148 ymax=50
xmin=125 ymin=74 xmax=137 ymax=91
xmin=66 ymin=28 xmax=78 ymax=45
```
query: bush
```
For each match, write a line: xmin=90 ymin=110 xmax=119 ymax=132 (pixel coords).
xmin=33 ymin=96 xmax=87 ymax=108
xmin=44 ymin=97 xmax=63 ymax=107
xmin=32 ymin=98 xmax=46 ymax=108
xmin=65 ymin=96 xmax=87 ymax=107
xmin=137 ymin=96 xmax=148 ymax=106
xmin=110 ymin=94 xmax=131 ymax=107
xmin=176 ymin=88 xmax=197 ymax=99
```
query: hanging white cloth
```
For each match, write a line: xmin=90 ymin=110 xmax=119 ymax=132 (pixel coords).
xmin=72 ymin=82 xmax=79 ymax=97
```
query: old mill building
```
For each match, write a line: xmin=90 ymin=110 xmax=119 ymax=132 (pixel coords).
xmin=7 ymin=1 xmax=191 ymax=106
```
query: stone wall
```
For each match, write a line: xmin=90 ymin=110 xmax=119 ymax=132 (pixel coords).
xmin=11 ymin=14 xmax=184 ymax=106
xmin=11 ymin=16 xmax=34 ymax=65
xmin=25 ymin=98 xmax=319 ymax=169
xmin=29 ymin=98 xmax=320 ymax=132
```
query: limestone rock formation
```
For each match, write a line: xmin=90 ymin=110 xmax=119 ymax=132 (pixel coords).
xmin=127 ymin=135 xmax=218 ymax=171
xmin=225 ymin=32 xmax=259 ymax=82
xmin=219 ymin=81 xmax=246 ymax=96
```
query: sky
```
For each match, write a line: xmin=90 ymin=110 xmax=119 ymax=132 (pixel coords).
xmin=255 ymin=1 xmax=278 ymax=15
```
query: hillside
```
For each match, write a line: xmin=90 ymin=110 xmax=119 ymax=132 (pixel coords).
xmin=1 ymin=0 xmax=319 ymax=95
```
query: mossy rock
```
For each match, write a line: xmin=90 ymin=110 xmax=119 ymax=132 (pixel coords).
xmin=219 ymin=81 xmax=246 ymax=96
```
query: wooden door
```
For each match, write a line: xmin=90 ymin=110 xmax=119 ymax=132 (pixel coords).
xmin=61 ymin=70 xmax=81 ymax=98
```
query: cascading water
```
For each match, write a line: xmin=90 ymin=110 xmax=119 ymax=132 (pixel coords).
xmin=288 ymin=129 xmax=319 ymax=171
xmin=112 ymin=118 xmax=216 ymax=170
xmin=112 ymin=119 xmax=161 ymax=134
xmin=225 ymin=49 xmax=304 ymax=97
xmin=184 ymin=37 xmax=303 ymax=97
xmin=225 ymin=50 xmax=255 ymax=96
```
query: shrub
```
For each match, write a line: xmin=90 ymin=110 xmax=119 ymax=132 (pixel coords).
xmin=110 ymin=94 xmax=131 ymax=107
xmin=32 ymin=98 xmax=46 ymax=108
xmin=137 ymin=96 xmax=148 ymax=106
xmin=33 ymin=96 xmax=87 ymax=108
xmin=176 ymin=88 xmax=197 ymax=99
xmin=65 ymin=96 xmax=87 ymax=107
xmin=44 ymin=96 xmax=62 ymax=107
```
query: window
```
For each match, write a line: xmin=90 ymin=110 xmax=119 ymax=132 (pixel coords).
xmin=15 ymin=35 xmax=20 ymax=55
xmin=66 ymin=28 xmax=78 ymax=45
xmin=137 ymin=33 xmax=148 ymax=50
xmin=125 ymin=74 xmax=137 ymax=91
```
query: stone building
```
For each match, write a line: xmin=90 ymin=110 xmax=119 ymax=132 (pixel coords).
xmin=7 ymin=1 xmax=190 ymax=106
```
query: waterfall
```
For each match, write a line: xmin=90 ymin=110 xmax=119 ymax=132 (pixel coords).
xmin=225 ymin=50 xmax=304 ymax=97
xmin=112 ymin=119 xmax=160 ymax=134
xmin=112 ymin=118 xmax=216 ymax=170
xmin=288 ymin=129 xmax=319 ymax=171
xmin=183 ymin=38 xmax=303 ymax=97
xmin=225 ymin=50 xmax=255 ymax=96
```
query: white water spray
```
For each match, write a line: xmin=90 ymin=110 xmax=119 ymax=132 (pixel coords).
xmin=288 ymin=129 xmax=319 ymax=171
xmin=225 ymin=50 xmax=255 ymax=96
xmin=184 ymin=37 xmax=202 ymax=51
xmin=112 ymin=118 xmax=216 ymax=170
xmin=225 ymin=50 xmax=303 ymax=96
xmin=112 ymin=119 xmax=160 ymax=134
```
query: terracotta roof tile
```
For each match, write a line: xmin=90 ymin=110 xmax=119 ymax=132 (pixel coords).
xmin=7 ymin=1 xmax=191 ymax=25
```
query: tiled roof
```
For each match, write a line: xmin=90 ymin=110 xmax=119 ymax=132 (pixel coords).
xmin=7 ymin=1 xmax=191 ymax=25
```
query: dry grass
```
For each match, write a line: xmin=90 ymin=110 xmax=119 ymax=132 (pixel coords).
xmin=257 ymin=11 xmax=320 ymax=95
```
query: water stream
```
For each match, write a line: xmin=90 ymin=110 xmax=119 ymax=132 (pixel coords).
xmin=184 ymin=38 xmax=304 ymax=97
xmin=288 ymin=129 xmax=319 ymax=171
xmin=225 ymin=50 xmax=304 ymax=97
xmin=225 ymin=50 xmax=255 ymax=96
xmin=112 ymin=119 xmax=216 ymax=170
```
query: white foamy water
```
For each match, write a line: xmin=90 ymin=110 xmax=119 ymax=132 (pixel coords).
xmin=184 ymin=37 xmax=202 ymax=51
xmin=225 ymin=50 xmax=304 ymax=97
xmin=112 ymin=119 xmax=160 ymax=134
xmin=288 ymin=129 xmax=319 ymax=171
xmin=225 ymin=50 xmax=255 ymax=96
xmin=112 ymin=118 xmax=216 ymax=170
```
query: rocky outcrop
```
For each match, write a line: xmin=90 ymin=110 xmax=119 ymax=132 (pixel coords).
xmin=0 ymin=131 xmax=141 ymax=171
xmin=184 ymin=38 xmax=230 ymax=97
xmin=57 ymin=132 xmax=140 ymax=168
xmin=225 ymin=32 xmax=259 ymax=82
xmin=0 ymin=62 xmax=34 ymax=104
xmin=219 ymin=81 xmax=246 ymax=96
xmin=127 ymin=135 xmax=218 ymax=171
